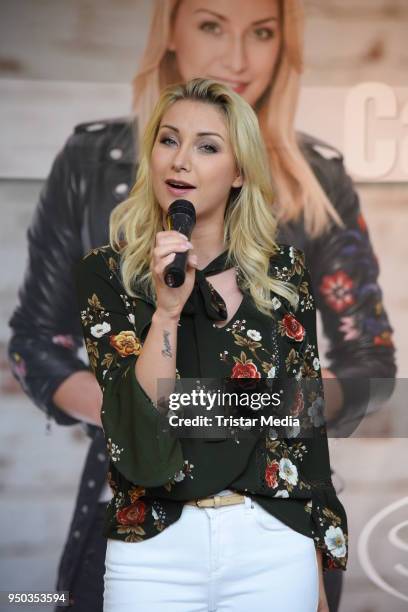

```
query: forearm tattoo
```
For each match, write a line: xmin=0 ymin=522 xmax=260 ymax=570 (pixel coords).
xmin=161 ymin=330 xmax=173 ymax=358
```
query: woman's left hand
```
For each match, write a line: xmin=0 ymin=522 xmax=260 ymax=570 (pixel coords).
xmin=316 ymin=549 xmax=329 ymax=611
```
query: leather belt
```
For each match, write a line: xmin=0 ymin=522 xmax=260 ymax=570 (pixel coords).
xmin=184 ymin=492 xmax=246 ymax=508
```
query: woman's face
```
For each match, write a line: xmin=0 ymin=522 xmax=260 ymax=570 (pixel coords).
xmin=169 ymin=0 xmax=281 ymax=106
xmin=150 ymin=99 xmax=242 ymax=223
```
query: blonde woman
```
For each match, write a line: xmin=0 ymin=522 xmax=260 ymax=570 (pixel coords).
xmin=8 ymin=1 xmax=395 ymax=611
xmin=75 ymin=77 xmax=347 ymax=612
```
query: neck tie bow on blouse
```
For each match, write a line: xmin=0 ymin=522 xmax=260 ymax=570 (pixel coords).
xmin=181 ymin=249 xmax=237 ymax=321
xmin=124 ymin=249 xmax=242 ymax=342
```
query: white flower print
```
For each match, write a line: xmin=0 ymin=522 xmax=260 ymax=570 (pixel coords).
xmin=274 ymin=489 xmax=289 ymax=498
xmin=173 ymin=459 xmax=195 ymax=482
xmin=91 ymin=321 xmax=111 ymax=338
xmin=279 ymin=457 xmax=298 ymax=486
xmin=324 ymin=525 xmax=347 ymax=558
xmin=247 ymin=329 xmax=262 ymax=341
xmin=313 ymin=357 xmax=320 ymax=371
xmin=113 ymin=491 xmax=124 ymax=510
xmin=300 ymin=295 xmax=314 ymax=312
xmin=173 ymin=470 xmax=186 ymax=482
xmin=106 ymin=438 xmax=124 ymax=463
xmin=151 ymin=506 xmax=159 ymax=521
xmin=128 ymin=313 xmax=135 ymax=326
xmin=271 ymin=297 xmax=281 ymax=310
xmin=267 ymin=366 xmax=276 ymax=378
xmin=308 ymin=396 xmax=325 ymax=427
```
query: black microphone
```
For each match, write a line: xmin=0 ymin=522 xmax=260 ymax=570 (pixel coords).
xmin=164 ymin=199 xmax=196 ymax=287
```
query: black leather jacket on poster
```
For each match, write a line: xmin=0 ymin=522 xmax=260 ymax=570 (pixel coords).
xmin=7 ymin=118 xmax=396 ymax=591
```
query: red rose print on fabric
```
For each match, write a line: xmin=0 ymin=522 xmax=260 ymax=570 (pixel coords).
xmin=265 ymin=459 xmax=279 ymax=488
xmin=279 ymin=314 xmax=305 ymax=342
xmin=116 ymin=501 xmax=147 ymax=526
xmin=231 ymin=361 xmax=261 ymax=379
xmin=230 ymin=352 xmax=261 ymax=390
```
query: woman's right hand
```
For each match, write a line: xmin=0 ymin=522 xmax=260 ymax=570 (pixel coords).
xmin=151 ymin=230 xmax=198 ymax=319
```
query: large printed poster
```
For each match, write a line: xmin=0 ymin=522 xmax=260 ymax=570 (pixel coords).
xmin=0 ymin=2 xmax=407 ymax=611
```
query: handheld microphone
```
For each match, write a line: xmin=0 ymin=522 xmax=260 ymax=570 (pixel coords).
xmin=164 ymin=199 xmax=196 ymax=287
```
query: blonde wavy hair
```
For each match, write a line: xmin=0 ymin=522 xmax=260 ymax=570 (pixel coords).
xmin=132 ymin=0 xmax=343 ymax=238
xmin=110 ymin=78 xmax=299 ymax=315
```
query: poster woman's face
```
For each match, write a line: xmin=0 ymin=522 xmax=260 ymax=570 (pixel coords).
xmin=169 ymin=0 xmax=281 ymax=107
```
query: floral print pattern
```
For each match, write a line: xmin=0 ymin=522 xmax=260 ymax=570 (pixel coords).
xmin=109 ymin=330 xmax=142 ymax=357
xmin=320 ymin=270 xmax=355 ymax=313
xmin=279 ymin=313 xmax=306 ymax=342
xmin=163 ymin=460 xmax=195 ymax=493
xmin=231 ymin=354 xmax=261 ymax=380
xmin=106 ymin=438 xmax=124 ymax=463
xmin=75 ymin=243 xmax=348 ymax=572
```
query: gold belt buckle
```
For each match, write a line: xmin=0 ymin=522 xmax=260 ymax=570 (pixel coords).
xmin=195 ymin=495 xmax=221 ymax=508
xmin=189 ymin=493 xmax=247 ymax=508
xmin=213 ymin=495 xmax=222 ymax=508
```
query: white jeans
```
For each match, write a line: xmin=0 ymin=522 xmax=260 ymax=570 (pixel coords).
xmin=104 ymin=495 xmax=319 ymax=612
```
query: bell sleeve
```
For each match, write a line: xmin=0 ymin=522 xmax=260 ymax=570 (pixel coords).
xmin=293 ymin=250 xmax=349 ymax=572
xmin=74 ymin=247 xmax=184 ymax=487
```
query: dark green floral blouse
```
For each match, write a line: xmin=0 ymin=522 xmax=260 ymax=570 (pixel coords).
xmin=74 ymin=243 xmax=348 ymax=573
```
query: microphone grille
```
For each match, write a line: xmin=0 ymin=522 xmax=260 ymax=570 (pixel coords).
xmin=167 ymin=199 xmax=196 ymax=221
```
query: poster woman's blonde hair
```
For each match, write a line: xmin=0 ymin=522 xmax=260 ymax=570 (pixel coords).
xmin=132 ymin=0 xmax=343 ymax=238
xmin=110 ymin=78 xmax=299 ymax=315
